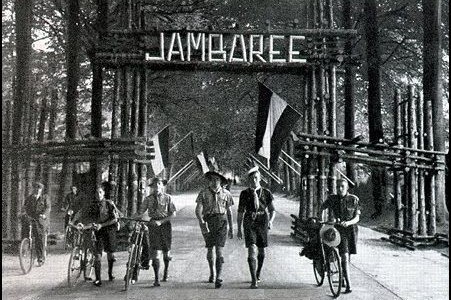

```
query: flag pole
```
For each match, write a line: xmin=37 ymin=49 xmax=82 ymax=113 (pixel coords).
xmin=281 ymin=150 xmax=302 ymax=169
xmin=167 ymin=160 xmax=194 ymax=183
xmin=278 ymin=156 xmax=300 ymax=176
xmin=335 ymin=168 xmax=356 ymax=187
xmin=169 ymin=131 xmax=193 ymax=152
xmin=249 ymin=154 xmax=283 ymax=184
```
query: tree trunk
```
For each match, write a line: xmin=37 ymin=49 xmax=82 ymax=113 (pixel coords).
xmin=34 ymin=93 xmax=49 ymax=181
xmin=10 ymin=0 xmax=33 ymax=240
xmin=343 ymin=0 xmax=356 ymax=183
xmin=58 ymin=0 xmax=81 ymax=209
xmin=364 ymin=0 xmax=386 ymax=218
xmin=65 ymin=0 xmax=80 ymax=140
xmin=422 ymin=0 xmax=447 ymax=224
xmin=43 ymin=88 xmax=58 ymax=193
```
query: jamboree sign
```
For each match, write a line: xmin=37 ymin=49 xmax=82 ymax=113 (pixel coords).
xmin=95 ymin=29 xmax=357 ymax=71
xmin=144 ymin=32 xmax=307 ymax=63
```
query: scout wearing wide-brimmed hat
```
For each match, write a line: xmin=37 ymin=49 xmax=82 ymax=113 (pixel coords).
xmin=195 ymin=165 xmax=234 ymax=289
xmin=237 ymin=166 xmax=276 ymax=289
xmin=133 ymin=176 xmax=176 ymax=287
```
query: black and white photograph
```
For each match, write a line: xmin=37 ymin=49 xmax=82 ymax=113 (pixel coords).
xmin=2 ymin=0 xmax=449 ymax=299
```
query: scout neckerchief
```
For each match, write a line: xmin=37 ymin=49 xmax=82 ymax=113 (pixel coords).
xmin=252 ymin=187 xmax=261 ymax=211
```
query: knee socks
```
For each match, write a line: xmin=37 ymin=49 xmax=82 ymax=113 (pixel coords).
xmin=215 ymin=257 xmax=224 ymax=281
xmin=152 ymin=259 xmax=160 ymax=283
xmin=107 ymin=258 xmax=114 ymax=280
xmin=247 ymin=257 xmax=257 ymax=283
xmin=163 ymin=257 xmax=170 ymax=279
xmin=94 ymin=260 xmax=101 ymax=282
xmin=256 ymin=253 xmax=265 ymax=279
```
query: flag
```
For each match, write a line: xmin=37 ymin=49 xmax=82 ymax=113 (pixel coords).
xmin=255 ymin=83 xmax=301 ymax=169
xmin=151 ymin=126 xmax=169 ymax=175
xmin=196 ymin=151 xmax=210 ymax=174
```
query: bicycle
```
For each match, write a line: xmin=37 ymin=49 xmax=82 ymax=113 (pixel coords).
xmin=121 ymin=217 xmax=149 ymax=291
xmin=67 ymin=224 xmax=96 ymax=287
xmin=19 ymin=215 xmax=47 ymax=274
xmin=300 ymin=218 xmax=343 ymax=298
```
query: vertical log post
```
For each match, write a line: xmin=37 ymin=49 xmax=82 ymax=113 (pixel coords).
xmin=307 ymin=65 xmax=317 ymax=219
xmin=407 ymin=85 xmax=418 ymax=233
xmin=128 ymin=69 xmax=140 ymax=216
xmin=137 ymin=67 xmax=148 ymax=212
xmin=402 ymin=92 xmax=410 ymax=230
xmin=424 ymin=100 xmax=436 ymax=235
xmin=109 ymin=68 xmax=121 ymax=202
xmin=416 ymin=91 xmax=427 ymax=236
xmin=326 ymin=0 xmax=337 ymax=198
xmin=118 ymin=67 xmax=130 ymax=214
xmin=298 ymin=76 xmax=309 ymax=221
xmin=317 ymin=65 xmax=327 ymax=216
xmin=393 ymin=88 xmax=404 ymax=230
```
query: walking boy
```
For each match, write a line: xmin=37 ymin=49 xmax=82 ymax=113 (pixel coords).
xmin=237 ymin=166 xmax=276 ymax=289
xmin=195 ymin=169 xmax=234 ymax=288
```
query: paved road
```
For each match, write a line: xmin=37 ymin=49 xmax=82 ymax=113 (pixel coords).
xmin=2 ymin=187 xmax=448 ymax=300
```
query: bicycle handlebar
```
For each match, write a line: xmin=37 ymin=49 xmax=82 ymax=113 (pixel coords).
xmin=69 ymin=223 xmax=97 ymax=231
xmin=120 ymin=217 xmax=150 ymax=223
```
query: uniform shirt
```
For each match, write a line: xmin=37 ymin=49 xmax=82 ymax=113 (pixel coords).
xmin=76 ymin=199 xmax=116 ymax=225
xmin=196 ymin=187 xmax=234 ymax=217
xmin=138 ymin=192 xmax=176 ymax=220
xmin=238 ymin=187 xmax=275 ymax=215
xmin=322 ymin=193 xmax=361 ymax=222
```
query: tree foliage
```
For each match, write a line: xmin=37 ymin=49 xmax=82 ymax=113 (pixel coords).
xmin=2 ymin=0 xmax=449 ymax=174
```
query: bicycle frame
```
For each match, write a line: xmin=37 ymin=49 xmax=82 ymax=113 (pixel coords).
xmin=67 ymin=226 xmax=97 ymax=287
xmin=317 ymin=222 xmax=343 ymax=298
xmin=122 ymin=217 xmax=149 ymax=290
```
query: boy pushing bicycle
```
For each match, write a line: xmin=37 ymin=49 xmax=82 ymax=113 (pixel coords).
xmin=69 ymin=185 xmax=118 ymax=286
xmin=321 ymin=178 xmax=361 ymax=294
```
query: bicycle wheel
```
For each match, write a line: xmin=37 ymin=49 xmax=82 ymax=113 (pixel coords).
xmin=313 ymin=259 xmax=325 ymax=286
xmin=124 ymin=244 xmax=137 ymax=291
xmin=326 ymin=247 xmax=342 ymax=297
xmin=68 ymin=247 xmax=83 ymax=287
xmin=83 ymin=248 xmax=94 ymax=280
xmin=19 ymin=238 xmax=33 ymax=274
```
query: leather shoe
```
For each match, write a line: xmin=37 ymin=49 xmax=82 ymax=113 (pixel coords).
xmin=215 ymin=280 xmax=222 ymax=289
xmin=93 ymin=280 xmax=102 ymax=287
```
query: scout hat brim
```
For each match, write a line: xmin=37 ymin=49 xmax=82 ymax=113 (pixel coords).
xmin=205 ymin=171 xmax=228 ymax=185
xmin=319 ymin=224 xmax=341 ymax=248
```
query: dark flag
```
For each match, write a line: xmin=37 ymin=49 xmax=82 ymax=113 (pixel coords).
xmin=151 ymin=126 xmax=170 ymax=175
xmin=255 ymin=82 xmax=301 ymax=169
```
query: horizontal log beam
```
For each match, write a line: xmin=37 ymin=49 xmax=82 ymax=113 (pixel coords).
xmin=295 ymin=132 xmax=447 ymax=156
xmin=295 ymin=149 xmax=443 ymax=170
xmin=106 ymin=28 xmax=359 ymax=38
xmin=93 ymin=57 xmax=360 ymax=72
